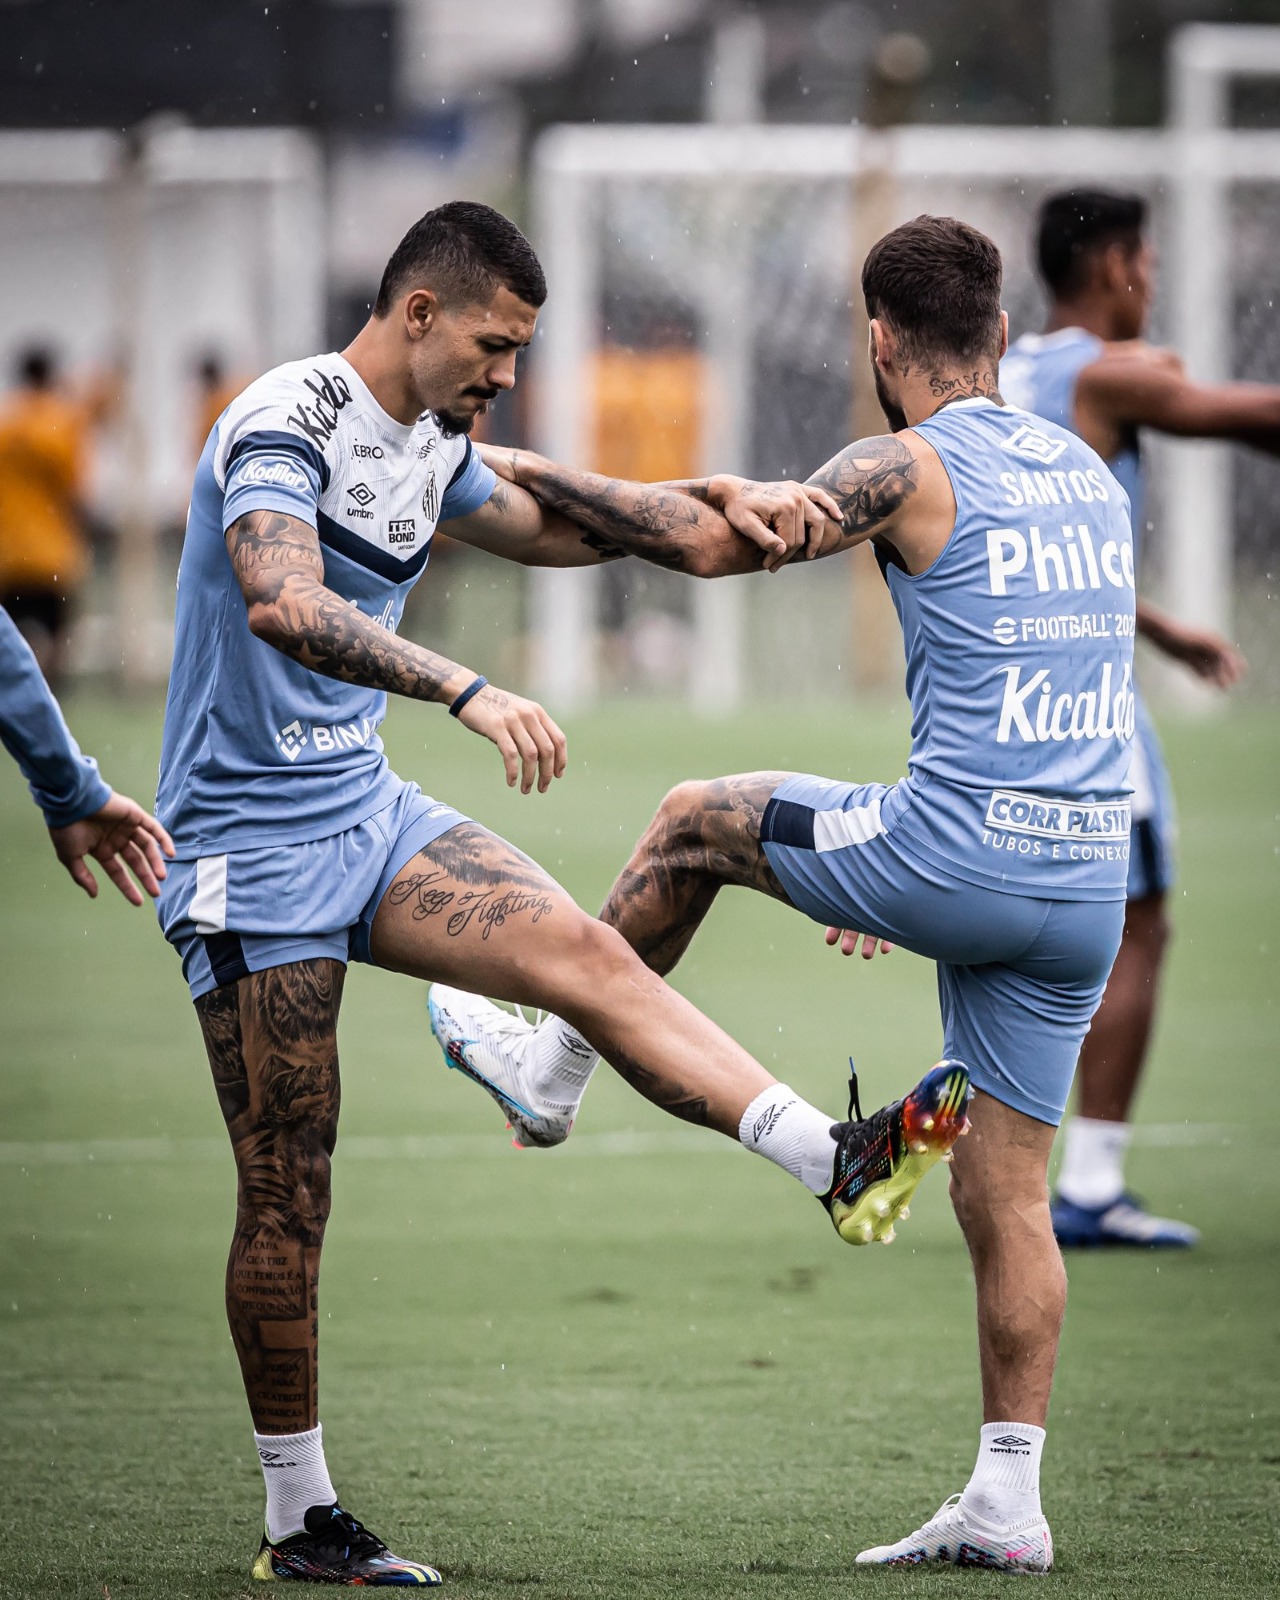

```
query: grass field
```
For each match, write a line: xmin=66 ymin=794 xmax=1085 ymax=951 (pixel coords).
xmin=1 ymin=692 xmax=1277 ymax=1600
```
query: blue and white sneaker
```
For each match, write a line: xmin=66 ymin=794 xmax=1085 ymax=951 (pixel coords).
xmin=1052 ymin=1191 xmax=1200 ymax=1248
xmin=427 ymin=984 xmax=574 ymax=1149
xmin=856 ymin=1495 xmax=1053 ymax=1572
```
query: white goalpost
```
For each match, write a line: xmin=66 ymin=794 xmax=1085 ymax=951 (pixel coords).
xmin=528 ymin=25 xmax=1280 ymax=713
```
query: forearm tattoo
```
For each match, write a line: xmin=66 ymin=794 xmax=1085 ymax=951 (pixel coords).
xmin=194 ymin=959 xmax=344 ymax=1433
xmin=516 ymin=460 xmax=715 ymax=570
xmin=226 ymin=510 xmax=465 ymax=701
xmin=806 ymin=435 xmax=920 ymax=548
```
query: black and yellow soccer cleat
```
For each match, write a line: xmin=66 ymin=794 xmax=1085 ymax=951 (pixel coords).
xmin=821 ymin=1061 xmax=972 ymax=1245
xmin=251 ymin=1503 xmax=443 ymax=1586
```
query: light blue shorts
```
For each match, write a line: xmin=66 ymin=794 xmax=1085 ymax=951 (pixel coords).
xmin=1127 ymin=692 xmax=1176 ymax=900
xmin=157 ymin=780 xmax=469 ymax=1000
xmin=761 ymin=775 xmax=1125 ymax=1126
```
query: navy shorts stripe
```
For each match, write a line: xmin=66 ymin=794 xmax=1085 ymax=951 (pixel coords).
xmin=204 ymin=931 xmax=249 ymax=990
xmin=762 ymin=796 xmax=816 ymax=851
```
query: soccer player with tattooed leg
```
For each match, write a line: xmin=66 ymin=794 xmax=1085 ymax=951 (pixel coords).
xmin=1002 ymin=189 xmax=1273 ymax=1249
xmin=430 ymin=215 xmax=1142 ymax=1572
xmin=154 ymin=201 xmax=963 ymax=1586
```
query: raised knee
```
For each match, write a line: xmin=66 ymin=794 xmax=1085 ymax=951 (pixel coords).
xmin=653 ymin=781 xmax=713 ymax=849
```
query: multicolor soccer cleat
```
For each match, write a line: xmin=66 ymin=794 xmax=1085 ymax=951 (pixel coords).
xmin=855 ymin=1494 xmax=1053 ymax=1571
xmin=822 ymin=1061 xmax=971 ymax=1245
xmin=1051 ymin=1191 xmax=1200 ymax=1249
xmin=251 ymin=1503 xmax=442 ymax=1585
xmin=427 ymin=984 xmax=574 ymax=1149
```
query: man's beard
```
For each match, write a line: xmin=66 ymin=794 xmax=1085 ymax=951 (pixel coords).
xmin=431 ymin=407 xmax=475 ymax=438
xmin=872 ymin=363 xmax=908 ymax=434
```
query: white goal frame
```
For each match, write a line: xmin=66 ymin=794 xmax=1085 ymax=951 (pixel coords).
xmin=528 ymin=25 xmax=1280 ymax=712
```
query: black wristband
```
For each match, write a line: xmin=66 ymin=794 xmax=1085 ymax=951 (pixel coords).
xmin=448 ymin=675 xmax=487 ymax=718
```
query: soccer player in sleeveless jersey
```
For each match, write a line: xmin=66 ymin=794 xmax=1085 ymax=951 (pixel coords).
xmin=1002 ymin=189 xmax=1278 ymax=1248
xmin=432 ymin=216 xmax=1142 ymax=1572
xmin=156 ymin=201 xmax=976 ymax=1585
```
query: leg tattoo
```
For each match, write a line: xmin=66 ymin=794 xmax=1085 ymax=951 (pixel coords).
xmin=195 ymin=958 xmax=344 ymax=1434
xmin=601 ymin=773 xmax=792 ymax=974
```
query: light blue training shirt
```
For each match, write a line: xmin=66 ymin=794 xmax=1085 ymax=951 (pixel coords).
xmin=155 ymin=354 xmax=496 ymax=859
xmin=881 ymin=397 xmax=1136 ymax=900
xmin=0 ymin=607 xmax=111 ymax=826
xmin=1001 ymin=328 xmax=1144 ymax=548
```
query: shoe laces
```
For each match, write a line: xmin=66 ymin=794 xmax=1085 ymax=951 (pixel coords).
xmin=846 ymin=1058 xmax=864 ymax=1122
xmin=305 ymin=1505 xmax=388 ymax=1561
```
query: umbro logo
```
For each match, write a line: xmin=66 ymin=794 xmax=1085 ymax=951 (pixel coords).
xmin=275 ymin=719 xmax=309 ymax=762
xmin=999 ymin=423 xmax=1067 ymax=465
xmin=347 ymin=482 xmax=376 ymax=507
xmin=992 ymin=1434 xmax=1031 ymax=1447
xmin=752 ymin=1102 xmax=791 ymax=1143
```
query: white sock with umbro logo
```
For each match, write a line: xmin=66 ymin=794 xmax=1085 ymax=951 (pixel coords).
xmin=256 ymin=1423 xmax=338 ymax=1541
xmin=738 ymin=1083 xmax=838 ymax=1194
xmin=961 ymin=1422 xmax=1045 ymax=1527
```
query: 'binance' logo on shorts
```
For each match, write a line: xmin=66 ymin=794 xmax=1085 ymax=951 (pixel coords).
xmin=275 ymin=720 xmax=309 ymax=762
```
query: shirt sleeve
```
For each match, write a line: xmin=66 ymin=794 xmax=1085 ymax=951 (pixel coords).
xmin=0 ymin=609 xmax=112 ymax=828
xmin=221 ymin=429 xmax=328 ymax=531
xmin=438 ymin=438 xmax=498 ymax=522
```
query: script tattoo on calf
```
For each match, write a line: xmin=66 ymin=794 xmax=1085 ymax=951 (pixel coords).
xmin=194 ymin=958 xmax=344 ymax=1433
xmin=226 ymin=509 xmax=463 ymax=703
xmin=807 ymin=436 xmax=920 ymax=547
xmin=601 ymin=773 xmax=790 ymax=976
xmin=385 ymin=823 xmax=558 ymax=941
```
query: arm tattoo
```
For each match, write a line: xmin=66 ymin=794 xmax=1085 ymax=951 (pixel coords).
xmin=226 ymin=509 xmax=468 ymax=702
xmin=806 ymin=435 xmax=919 ymax=546
xmin=514 ymin=459 xmax=718 ymax=572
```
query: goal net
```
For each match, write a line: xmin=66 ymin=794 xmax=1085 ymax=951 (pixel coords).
xmin=526 ymin=114 xmax=1280 ymax=711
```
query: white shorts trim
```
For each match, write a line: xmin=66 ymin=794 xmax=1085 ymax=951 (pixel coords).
xmin=190 ymin=854 xmax=229 ymax=935
xmin=813 ymin=797 xmax=885 ymax=852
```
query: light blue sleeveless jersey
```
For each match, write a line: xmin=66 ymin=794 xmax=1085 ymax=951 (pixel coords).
xmin=884 ymin=397 xmax=1135 ymax=900
xmin=1001 ymin=328 xmax=1144 ymax=549
xmin=156 ymin=353 xmax=496 ymax=859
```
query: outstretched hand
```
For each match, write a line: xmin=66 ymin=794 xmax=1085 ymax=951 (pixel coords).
xmin=48 ymin=791 xmax=175 ymax=906
xmin=455 ymin=681 xmax=568 ymax=794
xmin=1162 ymin=623 xmax=1246 ymax=690
xmin=824 ymin=924 xmax=895 ymax=961
xmin=712 ymin=476 xmax=842 ymax=571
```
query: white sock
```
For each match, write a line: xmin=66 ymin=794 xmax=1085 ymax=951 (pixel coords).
xmin=962 ymin=1422 xmax=1045 ymax=1527
xmin=256 ymin=1424 xmax=338 ymax=1541
xmin=532 ymin=1017 xmax=601 ymax=1113
xmin=1056 ymin=1115 xmax=1130 ymax=1209
xmin=738 ymin=1084 xmax=837 ymax=1194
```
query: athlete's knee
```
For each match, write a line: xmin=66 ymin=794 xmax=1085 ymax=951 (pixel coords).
xmin=649 ymin=781 xmax=715 ymax=856
xmin=533 ymin=913 xmax=649 ymax=1011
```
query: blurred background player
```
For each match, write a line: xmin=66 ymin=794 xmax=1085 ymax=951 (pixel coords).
xmin=432 ymin=215 xmax=1140 ymax=1573
xmin=0 ymin=605 xmax=172 ymax=904
xmin=1001 ymin=188 xmax=1279 ymax=1248
xmin=0 ymin=346 xmax=96 ymax=686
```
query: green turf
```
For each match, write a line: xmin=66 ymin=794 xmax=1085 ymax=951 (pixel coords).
xmin=1 ymin=693 xmax=1277 ymax=1599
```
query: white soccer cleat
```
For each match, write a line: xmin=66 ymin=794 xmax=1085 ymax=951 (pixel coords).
xmin=427 ymin=985 xmax=574 ymax=1149
xmin=855 ymin=1494 xmax=1053 ymax=1572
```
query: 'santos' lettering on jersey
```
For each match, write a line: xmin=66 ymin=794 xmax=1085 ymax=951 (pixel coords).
xmin=156 ymin=352 xmax=497 ymax=858
xmin=879 ymin=397 xmax=1135 ymax=901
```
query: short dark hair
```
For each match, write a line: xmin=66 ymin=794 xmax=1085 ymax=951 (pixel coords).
xmin=862 ymin=215 xmax=1003 ymax=367
xmin=374 ymin=201 xmax=547 ymax=317
xmin=16 ymin=345 xmax=56 ymax=388
xmin=1037 ymin=189 xmax=1147 ymax=297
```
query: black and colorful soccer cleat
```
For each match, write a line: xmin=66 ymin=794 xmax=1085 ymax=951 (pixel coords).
xmin=821 ymin=1060 xmax=972 ymax=1245
xmin=250 ymin=1503 xmax=442 ymax=1586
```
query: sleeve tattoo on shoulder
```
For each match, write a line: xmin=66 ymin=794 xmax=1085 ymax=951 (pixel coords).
xmin=808 ymin=436 xmax=919 ymax=542
xmin=225 ymin=509 xmax=461 ymax=701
